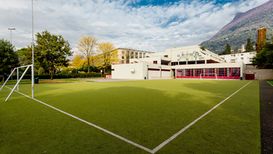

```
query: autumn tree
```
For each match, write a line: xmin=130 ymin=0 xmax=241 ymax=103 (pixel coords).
xmin=77 ymin=36 xmax=96 ymax=73
xmin=98 ymin=42 xmax=115 ymax=73
xmin=71 ymin=54 xmax=85 ymax=69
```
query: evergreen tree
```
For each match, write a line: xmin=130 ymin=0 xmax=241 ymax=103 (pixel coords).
xmin=200 ymin=46 xmax=206 ymax=51
xmin=245 ymin=38 xmax=254 ymax=52
xmin=253 ymin=43 xmax=273 ymax=69
xmin=221 ymin=44 xmax=231 ymax=55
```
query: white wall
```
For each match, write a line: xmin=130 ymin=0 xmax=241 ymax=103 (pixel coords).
xmin=162 ymin=71 xmax=172 ymax=79
xmin=148 ymin=70 xmax=160 ymax=79
xmin=112 ymin=63 xmax=147 ymax=80
xmin=146 ymin=64 xmax=172 ymax=79
xmin=147 ymin=70 xmax=172 ymax=79
xmin=112 ymin=62 xmax=172 ymax=80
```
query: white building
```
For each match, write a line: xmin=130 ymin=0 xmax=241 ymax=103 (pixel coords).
xmin=114 ymin=48 xmax=154 ymax=64
xmin=112 ymin=45 xmax=245 ymax=80
xmin=220 ymin=52 xmax=256 ymax=65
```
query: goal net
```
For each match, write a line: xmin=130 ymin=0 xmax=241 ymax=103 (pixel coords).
xmin=0 ymin=65 xmax=34 ymax=102
xmin=199 ymin=72 xmax=218 ymax=79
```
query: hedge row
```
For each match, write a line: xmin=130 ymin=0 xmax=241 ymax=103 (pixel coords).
xmin=8 ymin=72 xmax=102 ymax=80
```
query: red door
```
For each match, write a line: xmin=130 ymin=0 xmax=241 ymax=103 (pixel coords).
xmin=245 ymin=74 xmax=255 ymax=80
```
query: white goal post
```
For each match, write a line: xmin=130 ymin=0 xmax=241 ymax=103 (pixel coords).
xmin=0 ymin=64 xmax=34 ymax=102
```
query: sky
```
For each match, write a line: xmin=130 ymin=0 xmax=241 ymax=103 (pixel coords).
xmin=0 ymin=0 xmax=269 ymax=53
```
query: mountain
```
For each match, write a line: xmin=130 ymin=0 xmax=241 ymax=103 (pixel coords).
xmin=201 ymin=0 xmax=273 ymax=54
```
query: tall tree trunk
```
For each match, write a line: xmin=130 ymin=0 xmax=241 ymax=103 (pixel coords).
xmin=50 ymin=72 xmax=53 ymax=80
xmin=90 ymin=56 xmax=94 ymax=68
xmin=50 ymin=69 xmax=54 ymax=80
xmin=87 ymin=57 xmax=90 ymax=73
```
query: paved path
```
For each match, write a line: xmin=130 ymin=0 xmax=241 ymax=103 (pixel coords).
xmin=260 ymin=81 xmax=273 ymax=154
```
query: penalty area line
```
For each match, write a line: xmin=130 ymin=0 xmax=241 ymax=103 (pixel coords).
xmin=151 ymin=81 xmax=253 ymax=154
xmin=4 ymin=86 xmax=153 ymax=154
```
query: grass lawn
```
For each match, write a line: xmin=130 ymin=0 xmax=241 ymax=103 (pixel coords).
xmin=0 ymin=80 xmax=260 ymax=153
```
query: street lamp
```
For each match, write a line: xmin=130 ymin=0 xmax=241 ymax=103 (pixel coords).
xmin=8 ymin=27 xmax=16 ymax=45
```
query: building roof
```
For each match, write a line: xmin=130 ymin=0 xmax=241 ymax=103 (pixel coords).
xmin=116 ymin=48 xmax=154 ymax=53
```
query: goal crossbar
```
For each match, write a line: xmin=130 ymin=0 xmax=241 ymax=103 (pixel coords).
xmin=1 ymin=65 xmax=33 ymax=102
xmin=0 ymin=64 xmax=32 ymax=91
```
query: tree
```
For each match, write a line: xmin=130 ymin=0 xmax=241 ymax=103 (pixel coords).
xmin=0 ymin=39 xmax=19 ymax=77
xmin=17 ymin=47 xmax=32 ymax=66
xmin=71 ymin=54 xmax=85 ymax=69
xmin=77 ymin=36 xmax=96 ymax=73
xmin=35 ymin=31 xmax=72 ymax=79
xmin=98 ymin=42 xmax=115 ymax=73
xmin=200 ymin=46 xmax=206 ymax=51
xmin=245 ymin=38 xmax=254 ymax=52
xmin=253 ymin=43 xmax=273 ymax=69
xmin=221 ymin=44 xmax=231 ymax=55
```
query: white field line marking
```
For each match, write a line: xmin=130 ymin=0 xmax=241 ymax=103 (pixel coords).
xmin=267 ymin=81 xmax=273 ymax=87
xmin=151 ymin=81 xmax=252 ymax=154
xmin=4 ymin=87 xmax=153 ymax=154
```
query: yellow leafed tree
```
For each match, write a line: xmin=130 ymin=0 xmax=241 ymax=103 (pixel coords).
xmin=77 ymin=36 xmax=96 ymax=73
xmin=71 ymin=54 xmax=85 ymax=69
xmin=98 ymin=42 xmax=118 ymax=72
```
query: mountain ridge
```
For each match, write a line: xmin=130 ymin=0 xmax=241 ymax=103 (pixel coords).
xmin=201 ymin=0 xmax=273 ymax=53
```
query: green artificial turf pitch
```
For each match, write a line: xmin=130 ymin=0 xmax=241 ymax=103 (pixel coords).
xmin=0 ymin=80 xmax=260 ymax=153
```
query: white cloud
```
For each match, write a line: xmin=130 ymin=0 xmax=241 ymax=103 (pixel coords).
xmin=0 ymin=0 xmax=269 ymax=52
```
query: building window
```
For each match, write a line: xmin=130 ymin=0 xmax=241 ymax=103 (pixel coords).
xmin=164 ymin=55 xmax=168 ymax=58
xmin=153 ymin=61 xmax=157 ymax=64
xmin=218 ymin=68 xmax=226 ymax=76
